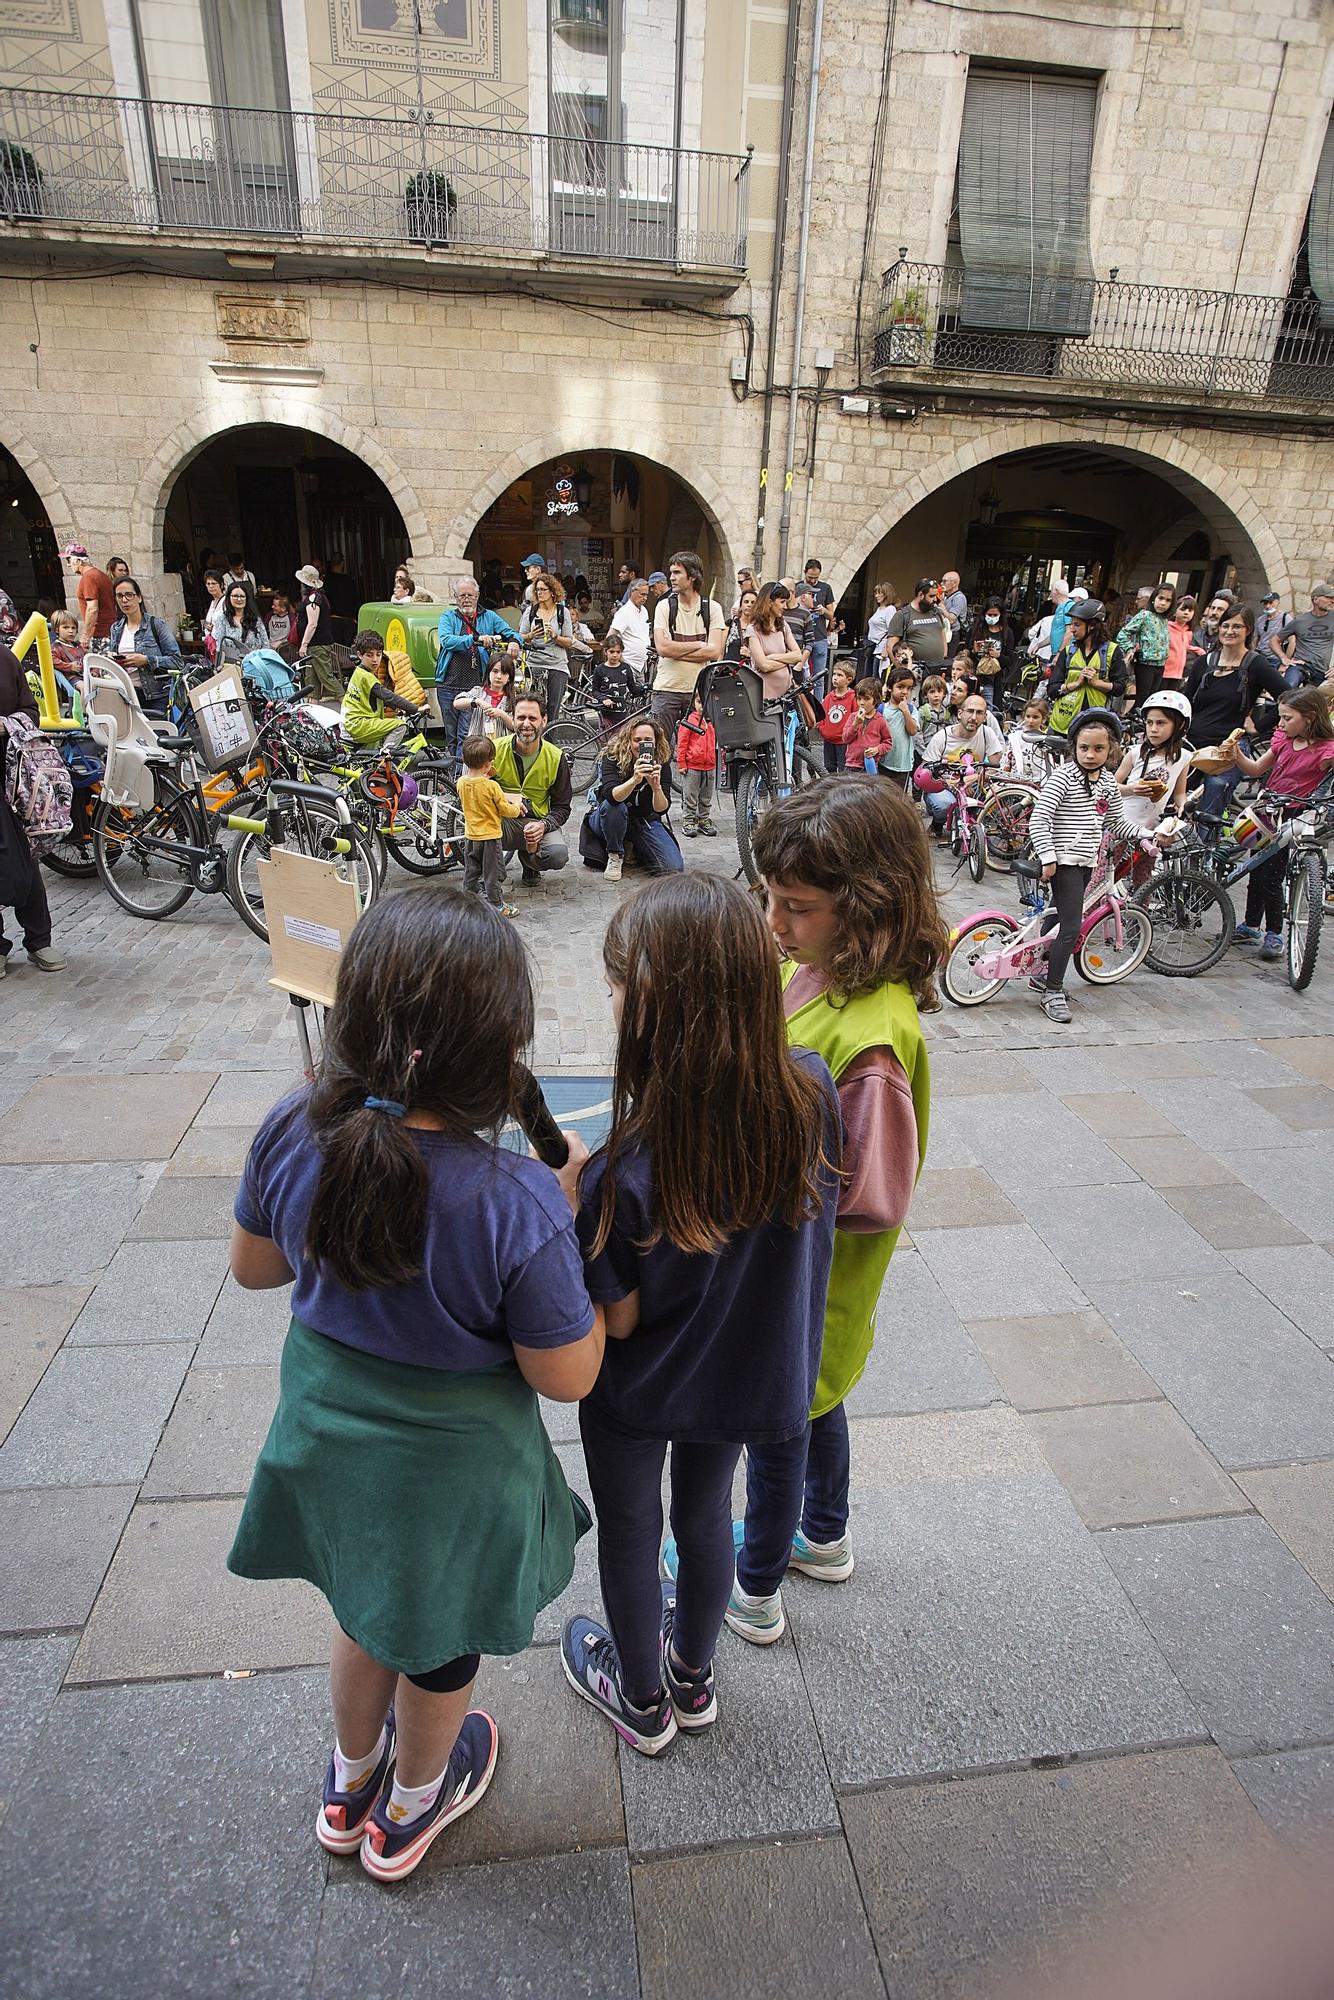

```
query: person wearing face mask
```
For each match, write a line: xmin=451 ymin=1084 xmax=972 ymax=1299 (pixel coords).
xmin=968 ymin=600 xmax=1013 ymax=702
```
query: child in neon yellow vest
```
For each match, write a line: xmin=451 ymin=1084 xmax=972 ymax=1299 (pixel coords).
xmin=664 ymin=777 xmax=945 ymax=1643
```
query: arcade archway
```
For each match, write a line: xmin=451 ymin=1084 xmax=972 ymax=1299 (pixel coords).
xmin=0 ymin=444 xmax=61 ymax=609
xmin=464 ymin=450 xmax=728 ymax=613
xmin=162 ymin=424 xmax=411 ymax=621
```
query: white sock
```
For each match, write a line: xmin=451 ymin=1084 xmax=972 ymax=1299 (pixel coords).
xmin=734 ymin=1583 xmax=778 ymax=1608
xmin=333 ymin=1724 xmax=386 ymax=1794
xmin=385 ymin=1760 xmax=451 ymax=1828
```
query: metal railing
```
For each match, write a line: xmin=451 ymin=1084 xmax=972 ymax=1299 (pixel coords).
xmin=872 ymin=259 xmax=1334 ymax=403
xmin=0 ymin=87 xmax=749 ymax=272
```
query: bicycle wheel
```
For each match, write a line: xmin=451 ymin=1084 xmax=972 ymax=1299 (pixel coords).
xmin=92 ymin=791 xmax=201 ymax=920
xmin=42 ymin=788 xmax=99 ymax=878
xmin=977 ymin=785 xmax=1035 ymax=872
xmin=226 ymin=798 xmax=380 ymax=942
xmin=1075 ymin=903 xmax=1153 ymax=984
xmin=734 ymin=762 xmax=773 ymax=886
xmin=943 ymin=915 xmax=1018 ymax=1007
xmin=544 ymin=720 xmax=601 ymax=791
xmin=383 ymin=769 xmax=466 ymax=877
xmin=791 ymin=744 xmax=822 ymax=790
xmin=1286 ymin=849 xmax=1324 ymax=992
xmin=1133 ymin=866 xmax=1235 ymax=977
xmin=966 ymin=820 xmax=987 ymax=884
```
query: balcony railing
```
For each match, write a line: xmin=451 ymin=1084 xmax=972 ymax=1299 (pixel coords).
xmin=0 ymin=88 xmax=749 ymax=273
xmin=872 ymin=259 xmax=1334 ymax=403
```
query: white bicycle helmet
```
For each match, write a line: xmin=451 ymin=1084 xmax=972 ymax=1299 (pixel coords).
xmin=1140 ymin=689 xmax=1192 ymax=723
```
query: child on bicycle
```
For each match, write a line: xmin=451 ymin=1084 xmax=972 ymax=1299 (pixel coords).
xmin=227 ymin=888 xmax=602 ymax=1880
xmin=1228 ymin=687 xmax=1334 ymax=959
xmin=661 ymin=778 xmax=942 ymax=1645
xmin=919 ymin=692 xmax=1003 ymax=831
xmin=1027 ymin=707 xmax=1156 ymax=1024
xmin=842 ymin=678 xmax=893 ymax=773
xmin=1115 ymin=691 xmax=1193 ymax=831
xmin=562 ymin=874 xmax=841 ymax=1750
xmin=342 ymin=630 xmax=427 ymax=751
xmin=1002 ymin=697 xmax=1054 ymax=783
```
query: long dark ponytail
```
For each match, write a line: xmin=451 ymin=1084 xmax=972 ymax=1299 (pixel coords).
xmin=304 ymin=886 xmax=535 ymax=1291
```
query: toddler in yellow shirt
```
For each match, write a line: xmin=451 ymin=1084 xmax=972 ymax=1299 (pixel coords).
xmin=457 ymin=734 xmax=524 ymax=917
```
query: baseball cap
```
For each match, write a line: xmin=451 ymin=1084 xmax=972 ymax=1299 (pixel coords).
xmin=647 ymin=571 xmax=667 ymax=586
xmin=1071 ymin=586 xmax=1089 ymax=599
xmin=520 ymin=552 xmax=543 ymax=569
xmin=1313 ymin=580 xmax=1334 ymax=597
xmin=1262 ymin=590 xmax=1280 ymax=602
xmin=60 ymin=542 xmax=89 ymax=560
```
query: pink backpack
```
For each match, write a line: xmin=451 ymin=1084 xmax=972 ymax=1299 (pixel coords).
xmin=5 ymin=712 xmax=73 ymax=856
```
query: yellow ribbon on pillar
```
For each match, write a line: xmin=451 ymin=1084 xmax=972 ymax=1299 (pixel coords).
xmin=12 ymin=612 xmax=79 ymax=730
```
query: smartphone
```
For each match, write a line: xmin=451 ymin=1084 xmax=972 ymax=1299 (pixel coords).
xmin=637 ymin=747 xmax=654 ymax=768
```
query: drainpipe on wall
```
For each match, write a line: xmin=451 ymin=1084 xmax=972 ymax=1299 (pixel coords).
xmin=751 ymin=0 xmax=802 ymax=577
xmin=775 ymin=0 xmax=825 ymax=581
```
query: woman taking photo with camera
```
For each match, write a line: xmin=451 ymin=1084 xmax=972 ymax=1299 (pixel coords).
xmin=587 ymin=715 xmax=684 ymax=883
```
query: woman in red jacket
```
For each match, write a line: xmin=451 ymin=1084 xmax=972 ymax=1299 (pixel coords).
xmin=817 ymin=662 xmax=856 ymax=774
xmin=676 ymin=688 xmax=718 ymax=838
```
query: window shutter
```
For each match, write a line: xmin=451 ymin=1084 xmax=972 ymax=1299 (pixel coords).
xmin=1308 ymin=114 xmax=1334 ymax=330
xmin=958 ymin=69 xmax=1097 ymax=336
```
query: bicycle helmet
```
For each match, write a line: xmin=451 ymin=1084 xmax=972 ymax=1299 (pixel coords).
xmin=1140 ymin=689 xmax=1192 ymax=723
xmin=1067 ymin=598 xmax=1106 ymax=624
xmin=1067 ymin=705 xmax=1124 ymax=744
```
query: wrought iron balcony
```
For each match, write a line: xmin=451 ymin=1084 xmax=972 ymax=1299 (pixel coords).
xmin=0 ymin=88 xmax=749 ymax=275
xmin=871 ymin=259 xmax=1334 ymax=404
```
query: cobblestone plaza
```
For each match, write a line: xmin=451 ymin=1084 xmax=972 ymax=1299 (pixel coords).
xmin=4 ymin=834 xmax=1334 ymax=1998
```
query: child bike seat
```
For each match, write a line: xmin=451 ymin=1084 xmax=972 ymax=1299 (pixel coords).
xmin=82 ymin=654 xmax=180 ymax=810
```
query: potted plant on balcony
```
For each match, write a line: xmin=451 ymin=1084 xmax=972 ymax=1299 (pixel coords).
xmin=885 ymin=285 xmax=929 ymax=365
xmin=405 ymin=169 xmax=456 ymax=245
xmin=1 ymin=139 xmax=44 ymax=221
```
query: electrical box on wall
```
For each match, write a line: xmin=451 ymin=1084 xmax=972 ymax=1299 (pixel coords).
xmin=839 ymin=395 xmax=871 ymax=414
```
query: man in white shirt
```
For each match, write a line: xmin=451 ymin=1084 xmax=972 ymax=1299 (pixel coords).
xmin=608 ymin=577 xmax=651 ymax=676
xmin=651 ymin=549 xmax=725 ymax=739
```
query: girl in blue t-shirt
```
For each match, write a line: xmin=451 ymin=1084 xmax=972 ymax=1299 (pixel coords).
xmin=227 ymin=886 xmax=604 ymax=1882
xmin=557 ymin=873 xmax=841 ymax=1754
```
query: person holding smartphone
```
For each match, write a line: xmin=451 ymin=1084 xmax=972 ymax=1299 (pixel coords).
xmin=587 ymin=716 xmax=683 ymax=882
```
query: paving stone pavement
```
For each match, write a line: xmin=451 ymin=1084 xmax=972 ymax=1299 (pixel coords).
xmin=4 ymin=822 xmax=1334 ymax=1997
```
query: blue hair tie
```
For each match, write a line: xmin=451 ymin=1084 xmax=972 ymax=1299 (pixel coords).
xmin=364 ymin=1096 xmax=406 ymax=1118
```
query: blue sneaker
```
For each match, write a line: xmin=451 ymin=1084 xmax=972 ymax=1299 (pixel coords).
xmin=661 ymin=1521 xmax=786 ymax=1643
xmin=316 ymin=1708 xmax=396 ymax=1855
xmin=1233 ymin=922 xmax=1261 ymax=945
xmin=360 ymin=1711 xmax=498 ymax=1882
xmin=560 ymin=1615 xmax=677 ymax=1756
xmin=660 ymin=1583 xmax=717 ymax=1730
xmin=660 ymin=1518 xmax=745 ymax=1585
xmin=789 ymin=1529 xmax=855 ymax=1582
xmin=1259 ymin=930 xmax=1283 ymax=961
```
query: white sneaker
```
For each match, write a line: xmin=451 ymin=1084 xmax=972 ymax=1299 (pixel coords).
xmin=724 ymin=1582 xmax=786 ymax=1646
xmin=604 ymin=854 xmax=623 ymax=882
xmin=789 ymin=1530 xmax=855 ymax=1582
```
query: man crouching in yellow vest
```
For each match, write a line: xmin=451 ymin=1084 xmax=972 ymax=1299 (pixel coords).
xmin=489 ymin=691 xmax=575 ymax=886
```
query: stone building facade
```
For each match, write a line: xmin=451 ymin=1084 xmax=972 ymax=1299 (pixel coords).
xmin=0 ymin=0 xmax=1330 ymax=621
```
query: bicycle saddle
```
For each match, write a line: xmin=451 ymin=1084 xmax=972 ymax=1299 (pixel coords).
xmin=154 ymin=734 xmax=196 ymax=752
xmin=1013 ymin=857 xmax=1044 ymax=880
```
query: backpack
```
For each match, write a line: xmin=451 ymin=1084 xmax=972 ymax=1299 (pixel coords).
xmin=664 ymin=591 xmax=714 ymax=641
xmin=5 ymin=713 xmax=73 ymax=855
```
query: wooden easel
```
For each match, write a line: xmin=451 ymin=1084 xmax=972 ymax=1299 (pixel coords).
xmin=257 ymin=846 xmax=362 ymax=1079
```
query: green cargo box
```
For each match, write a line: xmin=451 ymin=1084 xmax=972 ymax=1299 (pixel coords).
xmin=357 ymin=601 xmax=447 ymax=727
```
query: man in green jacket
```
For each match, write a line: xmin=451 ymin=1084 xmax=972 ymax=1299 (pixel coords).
xmin=490 ymin=693 xmax=574 ymax=884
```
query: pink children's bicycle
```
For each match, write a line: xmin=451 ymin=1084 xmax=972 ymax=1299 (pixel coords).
xmin=943 ymin=827 xmax=1156 ymax=1006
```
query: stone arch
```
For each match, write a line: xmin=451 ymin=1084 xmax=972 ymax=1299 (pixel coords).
xmin=827 ymin=418 xmax=1290 ymax=607
xmin=130 ymin=394 xmax=433 ymax=576
xmin=442 ymin=426 xmax=743 ymax=584
xmin=0 ymin=431 xmax=77 ymax=548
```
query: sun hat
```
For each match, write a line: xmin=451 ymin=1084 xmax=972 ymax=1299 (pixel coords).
xmin=295 ymin=563 xmax=322 ymax=587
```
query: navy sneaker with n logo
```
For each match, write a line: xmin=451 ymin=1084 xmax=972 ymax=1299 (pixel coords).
xmin=660 ymin=1584 xmax=717 ymax=1730
xmin=316 ymin=1708 xmax=396 ymax=1855
xmin=560 ymin=1614 xmax=677 ymax=1756
xmin=360 ymin=1711 xmax=498 ymax=1883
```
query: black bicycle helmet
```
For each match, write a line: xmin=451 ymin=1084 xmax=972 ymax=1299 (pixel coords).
xmin=1067 ymin=704 xmax=1124 ymax=744
xmin=1068 ymin=597 xmax=1106 ymax=623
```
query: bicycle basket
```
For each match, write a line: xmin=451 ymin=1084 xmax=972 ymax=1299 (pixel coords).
xmin=275 ymin=704 xmax=342 ymax=766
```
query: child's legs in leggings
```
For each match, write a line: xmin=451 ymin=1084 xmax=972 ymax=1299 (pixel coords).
xmin=330 ymin=1627 xmax=478 ymax=1785
xmin=740 ymin=1404 xmax=852 ymax=1597
xmin=802 ymin=1402 xmax=852 ymax=1543
xmin=1245 ymin=850 xmax=1286 ymax=931
xmin=1041 ymin=864 xmax=1091 ymax=990
xmin=580 ymin=1401 xmax=741 ymax=1698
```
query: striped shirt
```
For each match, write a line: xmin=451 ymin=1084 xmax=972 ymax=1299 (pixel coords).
xmin=1028 ymin=761 xmax=1144 ymax=869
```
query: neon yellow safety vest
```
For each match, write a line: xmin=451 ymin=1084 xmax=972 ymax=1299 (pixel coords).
xmin=782 ymin=961 xmax=930 ymax=1416
xmin=491 ymin=734 xmax=563 ymax=819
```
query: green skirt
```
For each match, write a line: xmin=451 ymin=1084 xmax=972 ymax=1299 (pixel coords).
xmin=227 ymin=1318 xmax=591 ymax=1676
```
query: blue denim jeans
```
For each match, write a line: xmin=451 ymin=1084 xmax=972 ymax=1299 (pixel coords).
xmin=738 ymin=1402 xmax=852 ymax=1597
xmin=592 ymin=799 xmax=684 ymax=873
xmin=438 ymin=700 xmax=469 ymax=773
xmin=808 ymin=638 xmax=830 ymax=697
xmin=1199 ymin=768 xmax=1242 ymax=820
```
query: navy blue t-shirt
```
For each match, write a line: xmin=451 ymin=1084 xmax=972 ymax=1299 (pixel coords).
xmin=575 ymin=1050 xmax=841 ymax=1443
xmin=236 ymin=1093 xmax=595 ymax=1371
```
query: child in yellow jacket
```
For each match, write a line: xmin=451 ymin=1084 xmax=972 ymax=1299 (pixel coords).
xmin=341 ymin=629 xmax=427 ymax=749
xmin=457 ymin=734 xmax=524 ymax=917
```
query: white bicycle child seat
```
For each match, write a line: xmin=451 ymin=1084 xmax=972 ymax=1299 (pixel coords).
xmin=82 ymin=653 xmax=181 ymax=810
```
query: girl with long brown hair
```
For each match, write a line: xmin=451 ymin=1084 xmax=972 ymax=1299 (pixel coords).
xmin=664 ymin=777 xmax=942 ymax=1642
xmin=227 ymin=887 xmax=603 ymax=1880
xmin=560 ymin=873 xmax=841 ymax=1753
xmin=746 ymin=583 xmax=804 ymax=699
